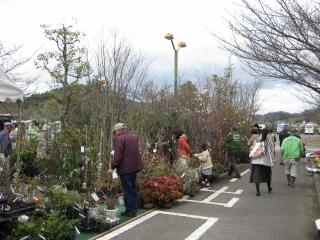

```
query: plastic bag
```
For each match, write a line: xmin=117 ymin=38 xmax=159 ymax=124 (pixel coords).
xmin=249 ymin=142 xmax=265 ymax=159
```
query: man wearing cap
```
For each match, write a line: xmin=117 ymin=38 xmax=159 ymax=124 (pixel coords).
xmin=0 ymin=122 xmax=13 ymax=173
xmin=109 ymin=123 xmax=144 ymax=217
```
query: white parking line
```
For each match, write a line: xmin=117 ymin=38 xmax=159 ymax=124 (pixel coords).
xmin=200 ymin=188 xmax=243 ymax=195
xmin=96 ymin=210 xmax=219 ymax=240
xmin=179 ymin=185 xmax=242 ymax=208
xmin=225 ymin=197 xmax=240 ymax=207
xmin=203 ymin=187 xmax=229 ymax=203
xmin=179 ymin=196 xmax=240 ymax=208
xmin=185 ymin=218 xmax=218 ymax=240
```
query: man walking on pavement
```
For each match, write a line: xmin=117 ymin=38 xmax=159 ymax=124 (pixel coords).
xmin=279 ymin=126 xmax=290 ymax=165
xmin=225 ymin=125 xmax=242 ymax=178
xmin=279 ymin=126 xmax=290 ymax=147
xmin=109 ymin=123 xmax=144 ymax=217
xmin=280 ymin=129 xmax=304 ymax=187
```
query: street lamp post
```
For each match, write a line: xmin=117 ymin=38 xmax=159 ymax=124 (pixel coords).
xmin=164 ymin=33 xmax=186 ymax=95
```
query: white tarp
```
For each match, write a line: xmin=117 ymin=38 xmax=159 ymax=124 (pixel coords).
xmin=0 ymin=68 xmax=23 ymax=102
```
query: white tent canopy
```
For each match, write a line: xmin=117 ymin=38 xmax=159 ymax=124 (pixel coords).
xmin=0 ymin=68 xmax=23 ymax=102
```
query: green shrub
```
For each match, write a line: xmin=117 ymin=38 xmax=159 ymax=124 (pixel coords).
xmin=11 ymin=140 xmax=39 ymax=177
xmin=9 ymin=212 xmax=78 ymax=240
xmin=212 ymin=162 xmax=226 ymax=176
xmin=47 ymin=188 xmax=82 ymax=218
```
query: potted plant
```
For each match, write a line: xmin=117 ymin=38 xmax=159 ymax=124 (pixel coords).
xmin=11 ymin=211 xmax=78 ymax=240
xmin=47 ymin=187 xmax=82 ymax=219
xmin=139 ymin=189 xmax=154 ymax=209
xmin=141 ymin=175 xmax=183 ymax=208
xmin=101 ymin=190 xmax=118 ymax=220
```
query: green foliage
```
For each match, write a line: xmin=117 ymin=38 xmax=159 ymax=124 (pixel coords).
xmin=36 ymin=24 xmax=89 ymax=84
xmin=127 ymin=107 xmax=183 ymax=141
xmin=11 ymin=140 xmax=38 ymax=177
xmin=35 ymin=24 xmax=90 ymax=124
xmin=239 ymin=145 xmax=250 ymax=163
xmin=44 ymin=126 xmax=85 ymax=183
xmin=212 ymin=162 xmax=226 ymax=176
xmin=47 ymin=188 xmax=82 ymax=216
xmin=10 ymin=212 xmax=78 ymax=240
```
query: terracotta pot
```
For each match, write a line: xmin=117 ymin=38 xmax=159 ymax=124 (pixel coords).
xmin=143 ymin=203 xmax=154 ymax=210
xmin=140 ymin=191 xmax=152 ymax=204
xmin=162 ymin=202 xmax=174 ymax=209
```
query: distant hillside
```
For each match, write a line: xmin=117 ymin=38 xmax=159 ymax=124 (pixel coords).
xmin=1 ymin=87 xmax=319 ymax=125
xmin=255 ymin=108 xmax=320 ymax=124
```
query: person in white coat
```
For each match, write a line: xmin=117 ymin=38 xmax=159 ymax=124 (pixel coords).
xmin=248 ymin=128 xmax=275 ymax=196
xmin=194 ymin=144 xmax=213 ymax=187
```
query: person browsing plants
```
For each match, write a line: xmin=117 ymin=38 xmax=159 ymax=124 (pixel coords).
xmin=194 ymin=143 xmax=213 ymax=187
xmin=172 ymin=129 xmax=192 ymax=168
xmin=0 ymin=122 xmax=13 ymax=173
xmin=109 ymin=123 xmax=144 ymax=217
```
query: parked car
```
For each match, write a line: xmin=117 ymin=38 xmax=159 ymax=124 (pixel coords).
xmin=258 ymin=123 xmax=266 ymax=130
xmin=305 ymin=123 xmax=315 ymax=135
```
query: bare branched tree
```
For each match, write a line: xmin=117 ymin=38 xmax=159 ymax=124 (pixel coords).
xmin=0 ymin=41 xmax=36 ymax=89
xmin=0 ymin=41 xmax=31 ymax=73
xmin=95 ymin=32 xmax=150 ymax=121
xmin=214 ymin=0 xmax=320 ymax=103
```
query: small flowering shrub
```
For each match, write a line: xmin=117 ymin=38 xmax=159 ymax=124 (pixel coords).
xmin=141 ymin=176 xmax=183 ymax=204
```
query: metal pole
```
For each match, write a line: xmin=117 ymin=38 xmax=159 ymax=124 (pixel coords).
xmin=174 ymin=50 xmax=178 ymax=95
xmin=16 ymin=100 xmax=22 ymax=172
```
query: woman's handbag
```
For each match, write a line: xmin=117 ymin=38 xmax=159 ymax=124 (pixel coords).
xmin=249 ymin=142 xmax=265 ymax=159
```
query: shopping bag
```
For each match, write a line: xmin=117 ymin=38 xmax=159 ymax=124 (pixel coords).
xmin=249 ymin=142 xmax=265 ymax=159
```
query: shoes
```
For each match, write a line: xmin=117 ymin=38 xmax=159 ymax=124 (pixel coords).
xmin=121 ymin=211 xmax=136 ymax=217
xmin=256 ymin=192 xmax=260 ymax=196
xmin=268 ymin=187 xmax=273 ymax=193
xmin=235 ymin=176 xmax=241 ymax=179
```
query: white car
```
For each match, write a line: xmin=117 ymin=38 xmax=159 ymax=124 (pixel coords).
xmin=305 ymin=123 xmax=314 ymax=135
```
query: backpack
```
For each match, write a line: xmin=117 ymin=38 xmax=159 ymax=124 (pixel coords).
xmin=226 ymin=131 xmax=241 ymax=151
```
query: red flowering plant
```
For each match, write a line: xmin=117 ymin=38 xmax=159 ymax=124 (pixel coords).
xmin=141 ymin=175 xmax=183 ymax=204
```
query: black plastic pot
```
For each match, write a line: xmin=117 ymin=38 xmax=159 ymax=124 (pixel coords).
xmin=0 ymin=203 xmax=36 ymax=218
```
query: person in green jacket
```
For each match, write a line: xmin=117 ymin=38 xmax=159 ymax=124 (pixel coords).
xmin=280 ymin=130 xmax=304 ymax=187
xmin=225 ymin=125 xmax=242 ymax=178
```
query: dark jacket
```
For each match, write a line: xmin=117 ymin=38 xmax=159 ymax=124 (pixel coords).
xmin=0 ymin=130 xmax=11 ymax=157
xmin=279 ymin=131 xmax=290 ymax=147
xmin=111 ymin=131 xmax=144 ymax=175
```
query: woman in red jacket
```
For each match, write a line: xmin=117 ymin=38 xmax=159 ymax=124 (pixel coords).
xmin=173 ymin=130 xmax=192 ymax=167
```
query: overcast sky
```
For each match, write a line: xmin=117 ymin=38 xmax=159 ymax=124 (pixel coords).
xmin=0 ymin=0 xmax=312 ymax=114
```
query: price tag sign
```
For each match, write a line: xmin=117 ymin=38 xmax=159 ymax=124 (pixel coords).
xmin=91 ymin=192 xmax=100 ymax=202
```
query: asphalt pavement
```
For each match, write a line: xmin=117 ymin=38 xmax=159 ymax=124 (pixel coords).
xmin=98 ymin=136 xmax=320 ymax=240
